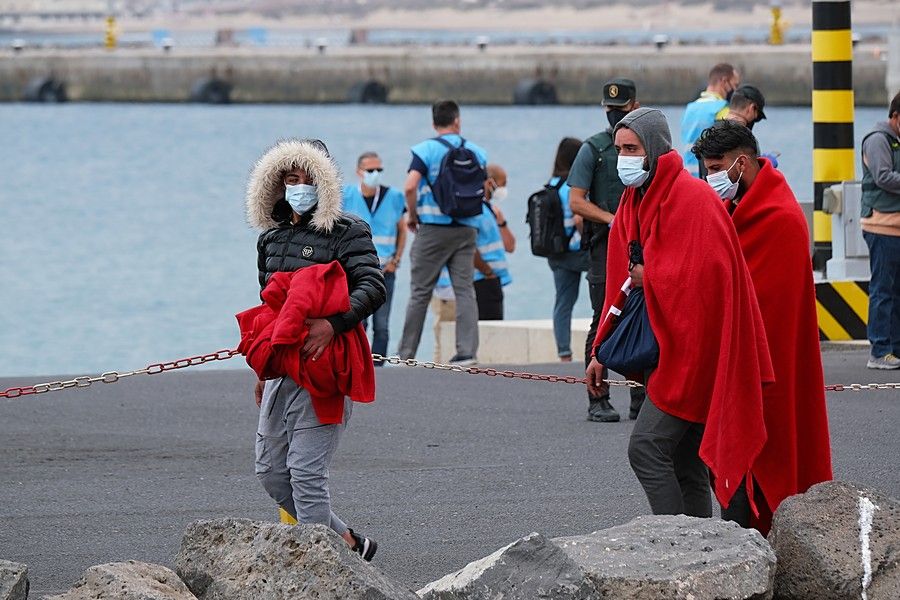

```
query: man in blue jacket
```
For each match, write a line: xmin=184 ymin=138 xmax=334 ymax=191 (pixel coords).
xmin=681 ymin=63 xmax=740 ymax=177
xmin=342 ymin=151 xmax=407 ymax=364
xmin=397 ymin=100 xmax=488 ymax=365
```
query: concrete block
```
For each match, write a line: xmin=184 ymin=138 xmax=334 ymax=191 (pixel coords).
xmin=438 ymin=319 xmax=591 ymax=364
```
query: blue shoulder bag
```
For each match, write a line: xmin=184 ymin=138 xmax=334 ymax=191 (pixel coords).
xmin=595 ymin=232 xmax=659 ymax=375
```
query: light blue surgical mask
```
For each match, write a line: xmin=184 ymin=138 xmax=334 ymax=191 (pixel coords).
xmin=362 ymin=169 xmax=383 ymax=188
xmin=706 ymin=156 xmax=743 ymax=200
xmin=285 ymin=183 xmax=318 ymax=215
xmin=617 ymin=155 xmax=650 ymax=188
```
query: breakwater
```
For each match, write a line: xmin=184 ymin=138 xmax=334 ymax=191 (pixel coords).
xmin=0 ymin=43 xmax=891 ymax=105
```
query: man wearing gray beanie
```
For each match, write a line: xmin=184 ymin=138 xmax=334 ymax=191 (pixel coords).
xmin=586 ymin=108 xmax=774 ymax=518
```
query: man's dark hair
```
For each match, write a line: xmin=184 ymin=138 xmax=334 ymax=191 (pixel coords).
xmin=708 ymin=63 xmax=736 ymax=84
xmin=432 ymin=100 xmax=460 ymax=128
xmin=890 ymin=91 xmax=900 ymax=119
xmin=729 ymin=92 xmax=753 ymax=112
xmin=552 ymin=137 xmax=582 ymax=178
xmin=691 ymin=120 xmax=759 ymax=160
xmin=357 ymin=151 xmax=379 ymax=167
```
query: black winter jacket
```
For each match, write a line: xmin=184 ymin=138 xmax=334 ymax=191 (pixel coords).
xmin=257 ymin=210 xmax=386 ymax=334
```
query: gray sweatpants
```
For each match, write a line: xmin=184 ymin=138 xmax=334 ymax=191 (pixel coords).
xmin=627 ymin=395 xmax=712 ymax=518
xmin=255 ymin=377 xmax=352 ymax=535
xmin=398 ymin=223 xmax=479 ymax=359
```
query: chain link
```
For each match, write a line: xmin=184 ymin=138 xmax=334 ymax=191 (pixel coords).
xmin=372 ymin=354 xmax=643 ymax=387
xmin=2 ymin=348 xmax=898 ymax=400
xmin=0 ymin=349 xmax=239 ymax=399
xmin=824 ymin=382 xmax=900 ymax=392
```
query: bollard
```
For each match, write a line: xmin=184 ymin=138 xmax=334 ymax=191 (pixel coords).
xmin=811 ymin=0 xmax=855 ymax=272
xmin=769 ymin=1 xmax=785 ymax=45
xmin=104 ymin=15 xmax=116 ymax=50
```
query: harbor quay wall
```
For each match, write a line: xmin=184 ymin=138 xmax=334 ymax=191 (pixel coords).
xmin=0 ymin=44 xmax=890 ymax=105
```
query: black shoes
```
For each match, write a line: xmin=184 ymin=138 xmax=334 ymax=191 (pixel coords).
xmin=587 ymin=396 xmax=621 ymax=422
xmin=348 ymin=528 xmax=377 ymax=562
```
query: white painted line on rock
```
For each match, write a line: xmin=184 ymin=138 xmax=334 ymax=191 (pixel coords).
xmin=858 ymin=494 xmax=880 ymax=600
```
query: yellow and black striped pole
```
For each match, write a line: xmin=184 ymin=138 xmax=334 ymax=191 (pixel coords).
xmin=812 ymin=0 xmax=855 ymax=270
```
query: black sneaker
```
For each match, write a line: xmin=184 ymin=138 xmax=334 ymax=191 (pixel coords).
xmin=588 ymin=397 xmax=621 ymax=422
xmin=448 ymin=354 xmax=477 ymax=367
xmin=348 ymin=528 xmax=377 ymax=562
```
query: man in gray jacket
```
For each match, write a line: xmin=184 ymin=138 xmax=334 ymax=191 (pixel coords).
xmin=861 ymin=91 xmax=900 ymax=369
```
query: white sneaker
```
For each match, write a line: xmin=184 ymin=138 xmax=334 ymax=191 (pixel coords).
xmin=866 ymin=353 xmax=900 ymax=370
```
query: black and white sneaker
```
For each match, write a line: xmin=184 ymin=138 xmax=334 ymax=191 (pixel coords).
xmin=448 ymin=354 xmax=477 ymax=367
xmin=349 ymin=528 xmax=377 ymax=562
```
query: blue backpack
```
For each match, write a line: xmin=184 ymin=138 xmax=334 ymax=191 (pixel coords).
xmin=427 ymin=137 xmax=487 ymax=218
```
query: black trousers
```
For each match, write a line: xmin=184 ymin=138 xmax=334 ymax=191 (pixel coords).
xmin=628 ymin=395 xmax=712 ymax=517
xmin=474 ymin=277 xmax=504 ymax=321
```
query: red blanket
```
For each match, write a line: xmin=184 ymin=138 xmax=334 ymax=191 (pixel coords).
xmin=731 ymin=159 xmax=833 ymax=533
xmin=235 ymin=261 xmax=375 ymax=424
xmin=593 ymin=150 xmax=774 ymax=508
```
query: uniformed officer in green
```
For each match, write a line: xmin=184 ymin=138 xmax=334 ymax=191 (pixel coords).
xmin=569 ymin=77 xmax=646 ymax=423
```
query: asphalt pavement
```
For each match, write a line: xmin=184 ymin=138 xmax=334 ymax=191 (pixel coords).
xmin=1 ymin=348 xmax=897 ymax=596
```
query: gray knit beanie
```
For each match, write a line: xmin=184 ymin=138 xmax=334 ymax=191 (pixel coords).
xmin=613 ymin=107 xmax=673 ymax=182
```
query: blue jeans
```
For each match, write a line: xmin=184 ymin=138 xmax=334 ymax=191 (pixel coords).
xmin=365 ymin=270 xmax=395 ymax=362
xmin=548 ymin=251 xmax=589 ymax=357
xmin=864 ymin=232 xmax=900 ymax=357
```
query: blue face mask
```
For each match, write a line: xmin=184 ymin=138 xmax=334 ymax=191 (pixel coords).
xmin=362 ymin=169 xmax=382 ymax=189
xmin=285 ymin=183 xmax=318 ymax=215
xmin=617 ymin=155 xmax=650 ymax=188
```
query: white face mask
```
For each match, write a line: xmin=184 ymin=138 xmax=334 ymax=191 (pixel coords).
xmin=617 ymin=155 xmax=650 ymax=188
xmin=362 ymin=169 xmax=382 ymax=189
xmin=491 ymin=186 xmax=508 ymax=203
xmin=706 ymin=156 xmax=743 ymax=200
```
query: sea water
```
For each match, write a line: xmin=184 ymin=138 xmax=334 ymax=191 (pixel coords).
xmin=0 ymin=103 xmax=884 ymax=376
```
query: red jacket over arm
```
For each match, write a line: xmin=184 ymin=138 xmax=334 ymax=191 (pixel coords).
xmin=236 ymin=261 xmax=376 ymax=424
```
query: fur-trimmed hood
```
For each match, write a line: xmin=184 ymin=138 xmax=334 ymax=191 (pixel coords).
xmin=246 ymin=139 xmax=343 ymax=232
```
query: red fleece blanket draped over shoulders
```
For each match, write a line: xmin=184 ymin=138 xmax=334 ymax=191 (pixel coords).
xmin=731 ymin=159 xmax=832 ymax=532
xmin=595 ymin=150 xmax=774 ymax=507
xmin=235 ymin=261 xmax=375 ymax=424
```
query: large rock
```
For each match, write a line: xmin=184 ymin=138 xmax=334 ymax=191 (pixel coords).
xmin=0 ymin=560 xmax=28 ymax=600
xmin=768 ymin=480 xmax=900 ymax=600
xmin=417 ymin=532 xmax=596 ymax=600
xmin=554 ymin=515 xmax=775 ymax=600
xmin=45 ymin=561 xmax=195 ymax=600
xmin=174 ymin=518 xmax=418 ymax=600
